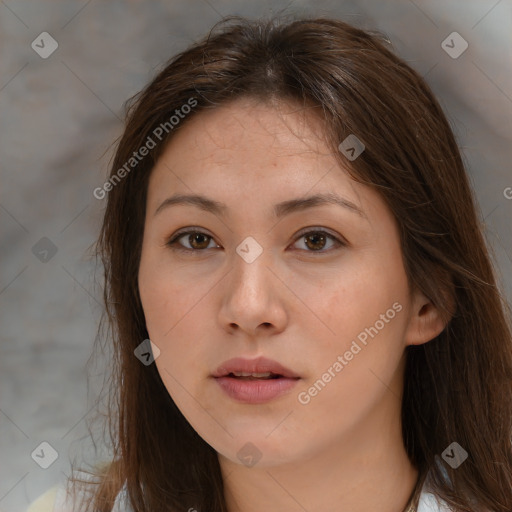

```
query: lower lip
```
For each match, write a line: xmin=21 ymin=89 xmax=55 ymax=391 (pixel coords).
xmin=213 ymin=376 xmax=299 ymax=404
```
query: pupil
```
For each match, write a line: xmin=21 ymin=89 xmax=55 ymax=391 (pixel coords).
xmin=306 ymin=233 xmax=325 ymax=250
xmin=191 ymin=234 xmax=208 ymax=249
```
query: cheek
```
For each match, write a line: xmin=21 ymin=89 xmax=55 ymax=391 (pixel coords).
xmin=138 ymin=258 xmax=210 ymax=374
xmin=138 ymin=252 xmax=192 ymax=337
xmin=300 ymin=256 xmax=409 ymax=373
xmin=305 ymin=267 xmax=386 ymax=339
xmin=293 ymin=294 xmax=407 ymax=440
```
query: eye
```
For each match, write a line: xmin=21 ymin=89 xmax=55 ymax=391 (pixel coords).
xmin=291 ymin=228 xmax=345 ymax=253
xmin=165 ymin=227 xmax=346 ymax=254
xmin=166 ymin=229 xmax=218 ymax=252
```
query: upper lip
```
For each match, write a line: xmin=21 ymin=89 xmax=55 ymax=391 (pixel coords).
xmin=212 ymin=356 xmax=300 ymax=379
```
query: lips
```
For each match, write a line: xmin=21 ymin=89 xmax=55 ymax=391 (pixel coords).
xmin=212 ymin=356 xmax=300 ymax=379
xmin=212 ymin=356 xmax=300 ymax=404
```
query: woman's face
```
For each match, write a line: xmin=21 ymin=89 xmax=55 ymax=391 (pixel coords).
xmin=138 ymin=97 xmax=436 ymax=468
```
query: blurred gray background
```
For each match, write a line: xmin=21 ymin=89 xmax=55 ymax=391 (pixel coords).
xmin=1 ymin=1 xmax=511 ymax=511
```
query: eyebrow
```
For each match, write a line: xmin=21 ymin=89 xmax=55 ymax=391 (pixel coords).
xmin=153 ymin=192 xmax=367 ymax=220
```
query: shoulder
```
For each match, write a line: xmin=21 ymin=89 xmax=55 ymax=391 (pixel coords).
xmin=26 ymin=485 xmax=59 ymax=512
xmin=26 ymin=464 xmax=132 ymax=512
xmin=25 ymin=481 xmax=83 ymax=512
xmin=418 ymin=488 xmax=453 ymax=512
xmin=417 ymin=465 xmax=453 ymax=512
xmin=25 ymin=465 xmax=119 ymax=512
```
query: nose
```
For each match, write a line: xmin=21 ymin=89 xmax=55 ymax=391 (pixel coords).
xmin=218 ymin=245 xmax=288 ymax=337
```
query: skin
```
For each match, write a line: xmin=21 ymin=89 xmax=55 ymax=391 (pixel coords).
xmin=137 ymin=97 xmax=448 ymax=512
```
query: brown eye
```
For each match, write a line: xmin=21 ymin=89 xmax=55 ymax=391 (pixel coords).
xmin=166 ymin=230 xmax=217 ymax=251
xmin=292 ymin=230 xmax=345 ymax=253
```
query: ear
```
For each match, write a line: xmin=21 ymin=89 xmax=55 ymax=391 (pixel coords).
xmin=404 ymin=288 xmax=452 ymax=346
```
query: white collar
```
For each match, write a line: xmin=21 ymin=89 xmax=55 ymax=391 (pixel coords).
xmin=418 ymin=489 xmax=452 ymax=511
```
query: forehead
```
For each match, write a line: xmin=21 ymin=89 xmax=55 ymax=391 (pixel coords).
xmin=179 ymin=96 xmax=328 ymax=151
xmin=148 ymin=97 xmax=341 ymax=190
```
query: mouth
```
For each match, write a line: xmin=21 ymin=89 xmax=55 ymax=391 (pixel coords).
xmin=225 ymin=371 xmax=285 ymax=380
xmin=212 ymin=357 xmax=300 ymax=403
xmin=212 ymin=356 xmax=300 ymax=379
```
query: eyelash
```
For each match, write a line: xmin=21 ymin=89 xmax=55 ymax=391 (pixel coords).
xmin=165 ymin=227 xmax=346 ymax=255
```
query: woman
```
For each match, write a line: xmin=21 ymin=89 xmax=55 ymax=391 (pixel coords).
xmin=27 ymin=13 xmax=512 ymax=512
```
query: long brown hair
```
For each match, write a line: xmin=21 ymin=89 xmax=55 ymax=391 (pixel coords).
xmin=69 ymin=13 xmax=512 ymax=512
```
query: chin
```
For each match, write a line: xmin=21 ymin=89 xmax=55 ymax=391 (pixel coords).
xmin=212 ymin=431 xmax=307 ymax=469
